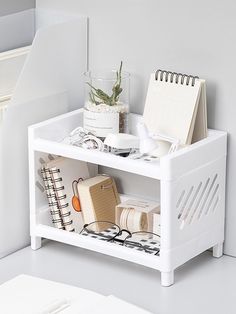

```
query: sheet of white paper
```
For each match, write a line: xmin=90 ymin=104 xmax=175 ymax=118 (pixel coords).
xmin=0 ymin=275 xmax=152 ymax=314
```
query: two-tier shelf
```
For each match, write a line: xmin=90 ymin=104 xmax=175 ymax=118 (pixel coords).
xmin=28 ymin=109 xmax=227 ymax=286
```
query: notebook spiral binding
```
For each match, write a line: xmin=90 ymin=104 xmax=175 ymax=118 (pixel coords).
xmin=155 ymin=69 xmax=199 ymax=87
xmin=41 ymin=167 xmax=74 ymax=231
xmin=41 ymin=167 xmax=64 ymax=230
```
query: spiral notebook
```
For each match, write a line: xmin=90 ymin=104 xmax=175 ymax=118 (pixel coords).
xmin=143 ymin=70 xmax=207 ymax=145
xmin=41 ymin=158 xmax=92 ymax=232
xmin=41 ymin=167 xmax=64 ymax=230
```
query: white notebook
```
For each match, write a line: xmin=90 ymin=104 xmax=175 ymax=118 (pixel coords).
xmin=143 ymin=70 xmax=207 ymax=145
xmin=42 ymin=157 xmax=95 ymax=232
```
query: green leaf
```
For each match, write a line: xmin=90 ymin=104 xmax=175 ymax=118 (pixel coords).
xmin=87 ymin=61 xmax=124 ymax=106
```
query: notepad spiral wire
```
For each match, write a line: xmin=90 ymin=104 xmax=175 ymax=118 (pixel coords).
xmin=41 ymin=167 xmax=75 ymax=231
xmin=155 ymin=69 xmax=199 ymax=86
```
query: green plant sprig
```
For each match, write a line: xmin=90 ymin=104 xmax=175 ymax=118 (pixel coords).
xmin=87 ymin=61 xmax=123 ymax=106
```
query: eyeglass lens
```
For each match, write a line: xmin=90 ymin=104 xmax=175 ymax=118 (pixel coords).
xmin=124 ymin=231 xmax=160 ymax=255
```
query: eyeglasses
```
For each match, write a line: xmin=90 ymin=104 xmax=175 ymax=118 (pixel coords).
xmin=80 ymin=221 xmax=160 ymax=256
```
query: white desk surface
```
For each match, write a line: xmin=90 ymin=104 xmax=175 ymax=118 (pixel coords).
xmin=0 ymin=240 xmax=234 ymax=314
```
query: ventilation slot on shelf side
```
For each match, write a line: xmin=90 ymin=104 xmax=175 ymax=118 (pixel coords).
xmin=176 ymin=174 xmax=220 ymax=230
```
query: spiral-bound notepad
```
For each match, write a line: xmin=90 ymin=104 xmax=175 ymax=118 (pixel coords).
xmin=143 ymin=70 xmax=207 ymax=145
xmin=41 ymin=158 xmax=91 ymax=232
xmin=41 ymin=167 xmax=64 ymax=230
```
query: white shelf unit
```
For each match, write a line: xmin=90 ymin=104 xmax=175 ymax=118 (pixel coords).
xmin=28 ymin=109 xmax=227 ymax=286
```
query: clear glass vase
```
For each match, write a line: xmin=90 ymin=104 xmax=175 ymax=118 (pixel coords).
xmin=83 ymin=69 xmax=130 ymax=138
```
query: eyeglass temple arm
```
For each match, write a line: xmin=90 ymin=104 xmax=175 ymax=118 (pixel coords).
xmin=107 ymin=229 xmax=131 ymax=243
xmin=119 ymin=229 xmax=132 ymax=236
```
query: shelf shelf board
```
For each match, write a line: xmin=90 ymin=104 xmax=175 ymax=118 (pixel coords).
xmin=32 ymin=138 xmax=162 ymax=179
xmin=35 ymin=224 xmax=161 ymax=270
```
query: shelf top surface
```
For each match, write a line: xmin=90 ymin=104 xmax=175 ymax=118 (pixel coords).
xmin=29 ymin=109 xmax=162 ymax=179
xmin=29 ymin=108 xmax=227 ymax=180
xmin=33 ymin=137 xmax=161 ymax=179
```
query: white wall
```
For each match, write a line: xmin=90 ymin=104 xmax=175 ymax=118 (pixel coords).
xmin=0 ymin=0 xmax=35 ymax=16
xmin=36 ymin=0 xmax=236 ymax=256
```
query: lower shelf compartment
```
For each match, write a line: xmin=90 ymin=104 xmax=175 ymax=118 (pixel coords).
xmin=33 ymin=224 xmax=162 ymax=270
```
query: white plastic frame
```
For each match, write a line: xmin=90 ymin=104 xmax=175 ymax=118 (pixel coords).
xmin=29 ymin=109 xmax=227 ymax=286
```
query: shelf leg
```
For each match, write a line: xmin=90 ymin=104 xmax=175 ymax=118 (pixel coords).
xmin=161 ymin=270 xmax=174 ymax=287
xmin=31 ymin=236 xmax=42 ymax=250
xmin=213 ymin=243 xmax=223 ymax=258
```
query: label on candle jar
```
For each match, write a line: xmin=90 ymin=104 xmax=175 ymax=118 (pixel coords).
xmin=83 ymin=109 xmax=119 ymax=138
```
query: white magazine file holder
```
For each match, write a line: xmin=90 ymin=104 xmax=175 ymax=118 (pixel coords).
xmin=0 ymin=9 xmax=87 ymax=258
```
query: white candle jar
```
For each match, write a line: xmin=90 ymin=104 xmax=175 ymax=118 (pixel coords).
xmin=83 ymin=67 xmax=130 ymax=138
